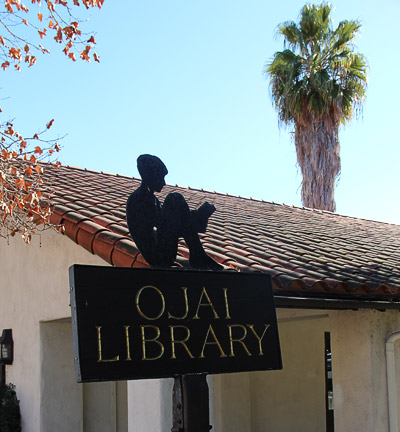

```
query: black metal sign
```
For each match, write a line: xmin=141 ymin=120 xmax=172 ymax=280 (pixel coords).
xmin=69 ymin=265 xmax=282 ymax=382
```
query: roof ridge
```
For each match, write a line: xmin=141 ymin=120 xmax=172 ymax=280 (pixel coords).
xmin=45 ymin=162 xmax=398 ymax=227
xmin=45 ymin=161 xmax=400 ymax=301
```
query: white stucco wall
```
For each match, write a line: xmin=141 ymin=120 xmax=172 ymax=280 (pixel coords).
xmin=249 ymin=313 xmax=329 ymax=432
xmin=2 ymin=231 xmax=400 ymax=432
xmin=211 ymin=311 xmax=329 ymax=432
xmin=330 ymin=309 xmax=400 ymax=432
xmin=212 ymin=308 xmax=400 ymax=432
xmin=40 ymin=320 xmax=83 ymax=432
xmin=213 ymin=372 xmax=251 ymax=432
xmin=0 ymin=231 xmax=105 ymax=432
xmin=128 ymin=378 xmax=173 ymax=432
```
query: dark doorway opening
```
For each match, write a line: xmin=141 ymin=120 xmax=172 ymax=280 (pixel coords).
xmin=0 ymin=364 xmax=5 ymax=385
xmin=325 ymin=332 xmax=334 ymax=432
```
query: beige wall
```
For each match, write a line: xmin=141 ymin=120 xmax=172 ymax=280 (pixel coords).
xmin=128 ymin=378 xmax=173 ymax=432
xmin=2 ymin=231 xmax=400 ymax=432
xmin=40 ymin=320 xmax=83 ymax=432
xmin=250 ymin=314 xmax=329 ymax=432
xmin=213 ymin=311 xmax=329 ymax=432
xmin=0 ymin=231 xmax=105 ymax=431
xmin=0 ymin=231 xmax=169 ymax=432
xmin=213 ymin=308 xmax=400 ymax=432
xmin=213 ymin=372 xmax=251 ymax=432
xmin=330 ymin=309 xmax=400 ymax=432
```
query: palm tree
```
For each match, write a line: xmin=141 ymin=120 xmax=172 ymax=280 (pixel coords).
xmin=265 ymin=3 xmax=368 ymax=211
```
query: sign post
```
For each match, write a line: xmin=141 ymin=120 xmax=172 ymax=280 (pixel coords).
xmin=70 ymin=264 xmax=282 ymax=431
xmin=172 ymin=374 xmax=210 ymax=432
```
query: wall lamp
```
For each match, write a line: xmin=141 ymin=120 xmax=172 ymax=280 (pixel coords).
xmin=0 ymin=329 xmax=13 ymax=365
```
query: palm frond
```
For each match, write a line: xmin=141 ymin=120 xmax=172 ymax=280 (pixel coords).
xmin=265 ymin=2 xmax=368 ymax=125
xmin=264 ymin=2 xmax=368 ymax=212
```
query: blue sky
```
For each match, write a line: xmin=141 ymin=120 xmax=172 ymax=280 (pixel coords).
xmin=1 ymin=0 xmax=399 ymax=224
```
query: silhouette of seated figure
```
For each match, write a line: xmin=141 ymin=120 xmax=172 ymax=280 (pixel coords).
xmin=126 ymin=154 xmax=223 ymax=270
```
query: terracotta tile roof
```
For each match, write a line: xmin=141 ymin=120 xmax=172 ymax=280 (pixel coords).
xmin=44 ymin=164 xmax=400 ymax=303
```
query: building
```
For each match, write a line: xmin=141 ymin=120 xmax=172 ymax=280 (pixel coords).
xmin=1 ymin=163 xmax=400 ymax=432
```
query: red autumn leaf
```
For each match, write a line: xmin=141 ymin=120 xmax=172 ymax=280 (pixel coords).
xmin=35 ymin=217 xmax=45 ymax=226
xmin=5 ymin=126 xmax=15 ymax=135
xmin=28 ymin=56 xmax=36 ymax=67
xmin=80 ymin=47 xmax=90 ymax=61
xmin=55 ymin=27 xmax=63 ymax=43
xmin=15 ymin=178 xmax=25 ymax=189
xmin=0 ymin=0 xmax=105 ymax=245
xmin=39 ymin=44 xmax=50 ymax=54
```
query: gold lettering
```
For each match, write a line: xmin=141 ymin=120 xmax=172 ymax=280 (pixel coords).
xmin=96 ymin=326 xmax=120 ymax=362
xmin=141 ymin=325 xmax=164 ymax=360
xmin=199 ymin=324 xmax=227 ymax=358
xmin=169 ymin=326 xmax=194 ymax=359
xmin=168 ymin=287 xmax=189 ymax=320
xmin=247 ymin=324 xmax=271 ymax=356
xmin=193 ymin=287 xmax=220 ymax=319
xmin=223 ymin=288 xmax=231 ymax=319
xmin=228 ymin=324 xmax=251 ymax=357
xmin=124 ymin=325 xmax=132 ymax=361
xmin=136 ymin=285 xmax=165 ymax=320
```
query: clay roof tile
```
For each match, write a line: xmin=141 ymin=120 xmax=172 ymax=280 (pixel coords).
xmin=40 ymin=163 xmax=400 ymax=302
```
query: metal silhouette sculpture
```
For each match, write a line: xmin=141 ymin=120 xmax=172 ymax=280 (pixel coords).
xmin=126 ymin=154 xmax=223 ymax=270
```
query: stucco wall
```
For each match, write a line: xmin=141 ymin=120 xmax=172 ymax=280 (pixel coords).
xmin=213 ymin=372 xmax=251 ymax=432
xmin=211 ymin=311 xmax=329 ymax=432
xmin=249 ymin=314 xmax=329 ymax=432
xmin=0 ymin=231 xmax=105 ymax=432
xmin=40 ymin=320 xmax=83 ymax=432
xmin=2 ymin=231 xmax=400 ymax=432
xmin=128 ymin=378 xmax=173 ymax=432
xmin=330 ymin=309 xmax=400 ymax=432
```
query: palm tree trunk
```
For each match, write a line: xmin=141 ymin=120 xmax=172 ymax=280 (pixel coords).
xmin=295 ymin=118 xmax=340 ymax=212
